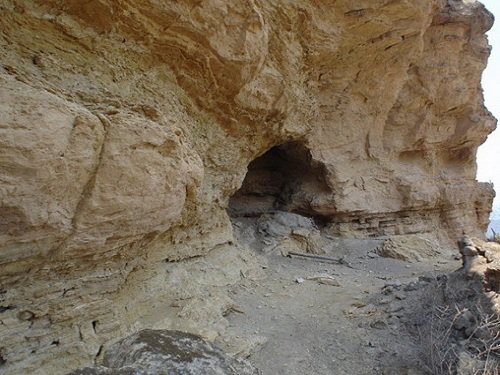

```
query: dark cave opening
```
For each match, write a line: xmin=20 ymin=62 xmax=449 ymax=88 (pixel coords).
xmin=228 ymin=141 xmax=332 ymax=224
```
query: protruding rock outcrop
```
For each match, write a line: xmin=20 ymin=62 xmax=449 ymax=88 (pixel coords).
xmin=0 ymin=0 xmax=496 ymax=373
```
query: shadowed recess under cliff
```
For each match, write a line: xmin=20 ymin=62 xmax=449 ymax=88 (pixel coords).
xmin=228 ymin=142 xmax=332 ymax=220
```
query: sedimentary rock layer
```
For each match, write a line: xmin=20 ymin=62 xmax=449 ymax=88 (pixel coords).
xmin=0 ymin=0 xmax=496 ymax=373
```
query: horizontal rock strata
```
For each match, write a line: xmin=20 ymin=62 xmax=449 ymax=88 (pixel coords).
xmin=0 ymin=0 xmax=496 ymax=373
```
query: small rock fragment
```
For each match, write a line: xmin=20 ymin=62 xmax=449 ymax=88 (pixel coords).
xmin=306 ymin=274 xmax=341 ymax=286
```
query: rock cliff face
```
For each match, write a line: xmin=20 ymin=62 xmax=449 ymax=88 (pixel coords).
xmin=0 ymin=0 xmax=496 ymax=373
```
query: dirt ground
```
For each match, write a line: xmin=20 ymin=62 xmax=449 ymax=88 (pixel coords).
xmin=218 ymin=214 xmax=463 ymax=375
xmin=67 ymin=212 xmax=499 ymax=375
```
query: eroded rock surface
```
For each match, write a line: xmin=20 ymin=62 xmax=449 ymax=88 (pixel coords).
xmin=69 ymin=330 xmax=257 ymax=375
xmin=0 ymin=0 xmax=496 ymax=374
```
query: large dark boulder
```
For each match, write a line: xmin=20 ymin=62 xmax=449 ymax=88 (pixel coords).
xmin=69 ymin=330 xmax=257 ymax=375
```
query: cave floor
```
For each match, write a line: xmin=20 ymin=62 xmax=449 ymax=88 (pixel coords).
xmin=218 ymin=236 xmax=460 ymax=375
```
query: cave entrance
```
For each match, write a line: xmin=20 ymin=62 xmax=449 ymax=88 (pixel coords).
xmin=228 ymin=141 xmax=331 ymax=223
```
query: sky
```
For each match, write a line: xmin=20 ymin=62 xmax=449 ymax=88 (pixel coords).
xmin=477 ymin=0 xmax=500 ymax=213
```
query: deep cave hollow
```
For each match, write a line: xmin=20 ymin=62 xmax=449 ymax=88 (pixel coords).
xmin=228 ymin=141 xmax=332 ymax=224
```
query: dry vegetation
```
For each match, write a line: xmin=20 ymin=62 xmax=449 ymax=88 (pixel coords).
xmin=416 ymin=274 xmax=500 ymax=374
xmin=489 ymin=231 xmax=500 ymax=245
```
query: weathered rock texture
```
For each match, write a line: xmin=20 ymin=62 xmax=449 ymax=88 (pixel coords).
xmin=69 ymin=329 xmax=257 ymax=375
xmin=0 ymin=0 xmax=496 ymax=373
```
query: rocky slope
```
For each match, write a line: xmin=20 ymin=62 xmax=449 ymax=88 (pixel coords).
xmin=0 ymin=0 xmax=496 ymax=374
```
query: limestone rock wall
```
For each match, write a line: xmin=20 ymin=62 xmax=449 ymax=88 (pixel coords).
xmin=0 ymin=0 xmax=496 ymax=373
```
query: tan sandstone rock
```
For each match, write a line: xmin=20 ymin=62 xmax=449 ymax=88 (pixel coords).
xmin=0 ymin=0 xmax=496 ymax=373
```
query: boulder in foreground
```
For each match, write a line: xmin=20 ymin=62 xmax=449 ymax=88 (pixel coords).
xmin=69 ymin=329 xmax=257 ymax=375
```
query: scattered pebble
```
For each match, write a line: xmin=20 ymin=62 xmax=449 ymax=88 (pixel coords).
xmin=418 ymin=275 xmax=433 ymax=283
xmin=385 ymin=303 xmax=404 ymax=313
xmin=306 ymin=274 xmax=341 ymax=286
xmin=370 ymin=319 xmax=388 ymax=330
xmin=394 ymin=292 xmax=406 ymax=300
xmin=403 ymin=282 xmax=419 ymax=292
xmin=351 ymin=301 xmax=367 ymax=308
